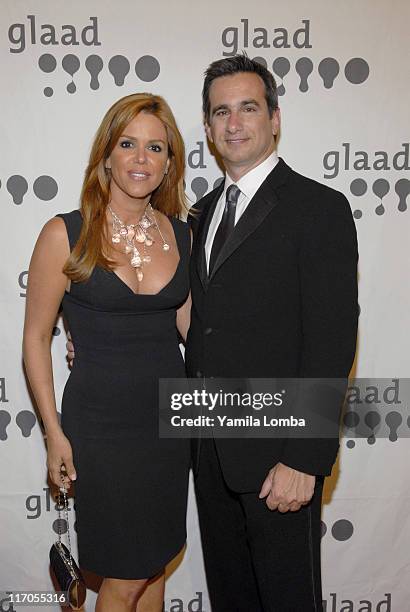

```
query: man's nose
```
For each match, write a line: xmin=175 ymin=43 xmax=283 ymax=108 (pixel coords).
xmin=226 ymin=111 xmax=242 ymax=133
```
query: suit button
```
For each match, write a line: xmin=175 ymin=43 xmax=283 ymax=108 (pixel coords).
xmin=196 ymin=370 xmax=203 ymax=378
xmin=204 ymin=327 xmax=213 ymax=335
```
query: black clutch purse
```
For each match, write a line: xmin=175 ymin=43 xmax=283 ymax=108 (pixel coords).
xmin=49 ymin=478 xmax=86 ymax=610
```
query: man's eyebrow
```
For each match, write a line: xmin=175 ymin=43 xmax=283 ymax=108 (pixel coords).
xmin=211 ymin=100 xmax=261 ymax=116
xmin=211 ymin=104 xmax=229 ymax=116
xmin=241 ymin=99 xmax=260 ymax=107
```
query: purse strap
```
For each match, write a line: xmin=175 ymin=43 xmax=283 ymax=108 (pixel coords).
xmin=57 ymin=473 xmax=74 ymax=569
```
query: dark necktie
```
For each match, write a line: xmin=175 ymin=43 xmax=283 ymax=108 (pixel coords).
xmin=209 ymin=184 xmax=241 ymax=276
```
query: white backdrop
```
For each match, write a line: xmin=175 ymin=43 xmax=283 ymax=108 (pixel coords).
xmin=1 ymin=1 xmax=409 ymax=610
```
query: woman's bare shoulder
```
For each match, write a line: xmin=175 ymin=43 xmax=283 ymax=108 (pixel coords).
xmin=33 ymin=216 xmax=70 ymax=260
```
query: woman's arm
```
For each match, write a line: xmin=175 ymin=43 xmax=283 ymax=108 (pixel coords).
xmin=176 ymin=292 xmax=192 ymax=343
xmin=176 ymin=227 xmax=193 ymax=343
xmin=23 ymin=217 xmax=75 ymax=489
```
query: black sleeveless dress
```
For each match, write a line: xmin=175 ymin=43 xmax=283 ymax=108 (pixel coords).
xmin=57 ymin=210 xmax=191 ymax=579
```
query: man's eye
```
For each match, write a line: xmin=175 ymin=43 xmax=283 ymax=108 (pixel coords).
xmin=120 ymin=140 xmax=133 ymax=148
xmin=244 ymin=106 xmax=256 ymax=112
xmin=216 ymin=110 xmax=228 ymax=116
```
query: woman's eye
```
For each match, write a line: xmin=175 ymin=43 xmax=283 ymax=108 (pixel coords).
xmin=120 ymin=140 xmax=133 ymax=148
xmin=149 ymin=144 xmax=162 ymax=152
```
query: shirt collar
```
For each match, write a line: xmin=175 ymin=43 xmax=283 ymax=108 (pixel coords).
xmin=224 ymin=151 xmax=279 ymax=199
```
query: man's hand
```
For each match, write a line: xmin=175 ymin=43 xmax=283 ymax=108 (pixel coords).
xmin=259 ymin=462 xmax=315 ymax=513
xmin=66 ymin=331 xmax=75 ymax=366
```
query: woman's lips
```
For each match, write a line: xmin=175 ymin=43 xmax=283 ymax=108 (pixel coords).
xmin=128 ymin=171 xmax=151 ymax=181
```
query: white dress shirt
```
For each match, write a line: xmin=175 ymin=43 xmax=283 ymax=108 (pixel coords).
xmin=205 ymin=151 xmax=279 ymax=271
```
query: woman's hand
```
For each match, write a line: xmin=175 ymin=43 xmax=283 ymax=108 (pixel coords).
xmin=46 ymin=430 xmax=77 ymax=490
xmin=66 ymin=331 xmax=75 ymax=366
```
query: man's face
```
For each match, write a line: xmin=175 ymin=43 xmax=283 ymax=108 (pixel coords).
xmin=205 ymin=72 xmax=280 ymax=181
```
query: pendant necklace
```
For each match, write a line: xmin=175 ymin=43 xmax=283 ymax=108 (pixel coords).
xmin=108 ymin=204 xmax=170 ymax=282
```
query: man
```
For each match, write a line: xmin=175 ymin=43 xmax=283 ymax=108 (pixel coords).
xmin=185 ymin=55 xmax=358 ymax=611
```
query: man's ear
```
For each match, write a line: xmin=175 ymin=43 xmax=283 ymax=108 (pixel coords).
xmin=204 ymin=115 xmax=213 ymax=143
xmin=271 ymin=108 xmax=281 ymax=137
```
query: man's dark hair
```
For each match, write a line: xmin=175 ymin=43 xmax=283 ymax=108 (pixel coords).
xmin=202 ymin=54 xmax=278 ymax=122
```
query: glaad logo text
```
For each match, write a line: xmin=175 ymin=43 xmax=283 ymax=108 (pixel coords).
xmin=8 ymin=15 xmax=100 ymax=53
xmin=323 ymin=592 xmax=391 ymax=611
xmin=222 ymin=18 xmax=312 ymax=55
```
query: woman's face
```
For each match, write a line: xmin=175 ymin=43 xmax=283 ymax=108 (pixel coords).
xmin=105 ymin=111 xmax=170 ymax=205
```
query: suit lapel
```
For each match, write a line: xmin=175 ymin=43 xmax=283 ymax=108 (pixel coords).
xmin=209 ymin=158 xmax=291 ymax=280
xmin=194 ymin=182 xmax=224 ymax=290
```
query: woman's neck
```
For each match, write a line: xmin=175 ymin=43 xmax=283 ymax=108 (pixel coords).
xmin=108 ymin=186 xmax=151 ymax=225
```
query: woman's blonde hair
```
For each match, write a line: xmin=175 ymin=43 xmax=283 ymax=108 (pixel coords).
xmin=64 ymin=93 xmax=187 ymax=282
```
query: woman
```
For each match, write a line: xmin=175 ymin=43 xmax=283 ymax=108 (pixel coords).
xmin=23 ymin=93 xmax=192 ymax=611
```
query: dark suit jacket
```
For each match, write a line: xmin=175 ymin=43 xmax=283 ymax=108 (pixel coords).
xmin=186 ymin=158 xmax=359 ymax=492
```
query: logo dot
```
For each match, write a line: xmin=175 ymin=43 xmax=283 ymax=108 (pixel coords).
xmin=38 ymin=53 xmax=57 ymax=73
xmin=135 ymin=55 xmax=160 ymax=82
xmin=6 ymin=175 xmax=28 ymax=205
xmin=385 ymin=411 xmax=402 ymax=442
xmin=345 ymin=58 xmax=370 ymax=84
xmin=85 ymin=55 xmax=104 ymax=90
xmin=33 ymin=176 xmax=58 ymax=201
xmin=108 ymin=55 xmax=130 ymax=86
xmin=191 ymin=177 xmax=208 ymax=202
xmin=395 ymin=178 xmax=410 ymax=212
xmin=343 ymin=411 xmax=360 ymax=429
xmin=350 ymin=178 xmax=367 ymax=197
xmin=16 ymin=411 xmax=36 ymax=437
xmin=52 ymin=518 xmax=67 ymax=535
xmin=0 ymin=410 xmax=12 ymax=441
xmin=332 ymin=519 xmax=354 ymax=541
xmin=373 ymin=178 xmax=390 ymax=200
xmin=318 ymin=57 xmax=340 ymax=89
